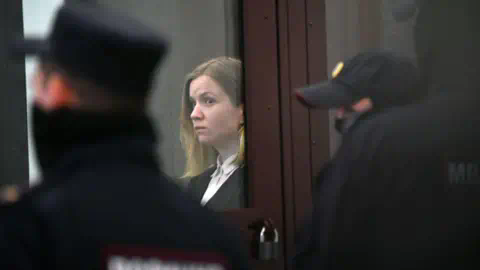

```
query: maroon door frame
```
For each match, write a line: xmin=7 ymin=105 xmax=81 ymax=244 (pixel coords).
xmin=229 ymin=0 xmax=285 ymax=269
xmin=276 ymin=0 xmax=330 ymax=266
xmin=240 ymin=0 xmax=329 ymax=269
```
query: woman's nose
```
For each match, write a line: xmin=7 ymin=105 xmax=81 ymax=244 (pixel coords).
xmin=190 ymin=104 xmax=203 ymax=120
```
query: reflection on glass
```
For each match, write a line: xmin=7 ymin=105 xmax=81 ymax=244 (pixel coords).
xmin=100 ymin=0 xmax=245 ymax=209
xmin=22 ymin=0 xmax=246 ymax=209
xmin=180 ymin=57 xmax=246 ymax=211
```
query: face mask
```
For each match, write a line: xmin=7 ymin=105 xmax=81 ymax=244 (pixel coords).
xmin=32 ymin=103 xmax=80 ymax=172
xmin=334 ymin=117 xmax=347 ymax=134
xmin=32 ymin=103 xmax=58 ymax=171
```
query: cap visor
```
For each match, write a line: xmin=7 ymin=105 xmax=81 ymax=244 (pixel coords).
xmin=10 ymin=38 xmax=50 ymax=58
xmin=295 ymin=81 xmax=354 ymax=109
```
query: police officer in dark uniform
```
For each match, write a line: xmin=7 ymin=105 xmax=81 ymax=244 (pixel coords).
xmin=292 ymin=50 xmax=424 ymax=269
xmin=297 ymin=0 xmax=480 ymax=269
xmin=1 ymin=3 xmax=250 ymax=270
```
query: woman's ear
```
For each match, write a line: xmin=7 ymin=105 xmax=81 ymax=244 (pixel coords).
xmin=239 ymin=104 xmax=245 ymax=125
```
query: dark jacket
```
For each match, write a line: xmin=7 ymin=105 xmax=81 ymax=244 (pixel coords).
xmin=324 ymin=2 xmax=480 ymax=267
xmin=187 ymin=166 xmax=247 ymax=211
xmin=326 ymin=88 xmax=480 ymax=269
xmin=0 ymin=111 xmax=250 ymax=270
xmin=292 ymin=112 xmax=378 ymax=270
xmin=296 ymin=87 xmax=480 ymax=269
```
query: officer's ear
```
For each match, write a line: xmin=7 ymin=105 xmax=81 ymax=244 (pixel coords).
xmin=352 ymin=97 xmax=373 ymax=113
xmin=43 ymin=72 xmax=80 ymax=110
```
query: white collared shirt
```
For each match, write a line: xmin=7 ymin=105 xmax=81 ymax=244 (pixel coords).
xmin=200 ymin=154 xmax=240 ymax=206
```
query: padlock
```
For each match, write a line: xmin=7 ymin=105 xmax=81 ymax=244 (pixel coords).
xmin=257 ymin=219 xmax=279 ymax=260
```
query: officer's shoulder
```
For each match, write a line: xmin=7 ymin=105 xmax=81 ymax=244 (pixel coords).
xmin=361 ymin=91 xmax=478 ymax=159
xmin=351 ymin=104 xmax=429 ymax=159
xmin=0 ymin=182 xmax=65 ymax=223
xmin=13 ymin=182 xmax=68 ymax=217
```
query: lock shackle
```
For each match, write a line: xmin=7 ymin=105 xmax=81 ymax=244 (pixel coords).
xmin=259 ymin=226 xmax=279 ymax=242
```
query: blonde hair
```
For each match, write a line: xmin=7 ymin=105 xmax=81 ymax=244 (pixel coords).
xmin=180 ymin=56 xmax=244 ymax=178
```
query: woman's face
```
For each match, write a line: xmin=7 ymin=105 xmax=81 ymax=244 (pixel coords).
xmin=189 ymin=75 xmax=243 ymax=149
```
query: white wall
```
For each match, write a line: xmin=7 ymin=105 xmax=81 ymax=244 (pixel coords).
xmin=22 ymin=0 xmax=64 ymax=185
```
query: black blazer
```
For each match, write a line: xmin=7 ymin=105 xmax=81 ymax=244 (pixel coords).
xmin=187 ymin=166 xmax=247 ymax=211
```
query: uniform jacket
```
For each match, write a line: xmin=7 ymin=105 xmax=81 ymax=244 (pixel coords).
xmin=0 ymin=111 xmax=250 ymax=270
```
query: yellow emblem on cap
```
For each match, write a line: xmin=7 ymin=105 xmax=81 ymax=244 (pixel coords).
xmin=332 ymin=61 xmax=344 ymax=78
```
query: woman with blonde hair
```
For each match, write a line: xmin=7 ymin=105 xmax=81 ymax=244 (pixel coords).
xmin=180 ymin=56 xmax=246 ymax=210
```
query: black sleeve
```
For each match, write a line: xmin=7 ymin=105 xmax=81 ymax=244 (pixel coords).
xmin=312 ymin=162 xmax=333 ymax=195
xmin=291 ymin=162 xmax=331 ymax=270
xmin=0 ymin=201 xmax=45 ymax=269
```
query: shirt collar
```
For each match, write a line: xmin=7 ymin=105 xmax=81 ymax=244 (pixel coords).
xmin=211 ymin=154 xmax=239 ymax=177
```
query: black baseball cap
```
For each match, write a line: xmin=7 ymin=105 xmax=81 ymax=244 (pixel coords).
xmin=11 ymin=2 xmax=169 ymax=98
xmin=295 ymin=50 xmax=421 ymax=110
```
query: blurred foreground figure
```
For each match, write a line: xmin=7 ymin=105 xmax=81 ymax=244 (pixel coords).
xmin=1 ymin=3 xmax=250 ymax=270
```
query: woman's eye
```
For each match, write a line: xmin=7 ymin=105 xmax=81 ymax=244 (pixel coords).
xmin=205 ymin=98 xmax=215 ymax=105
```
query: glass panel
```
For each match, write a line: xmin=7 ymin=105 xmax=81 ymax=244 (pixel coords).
xmin=22 ymin=0 xmax=247 ymax=210
xmin=22 ymin=0 xmax=64 ymax=186
xmin=382 ymin=0 xmax=417 ymax=59
xmin=324 ymin=0 xmax=416 ymax=156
